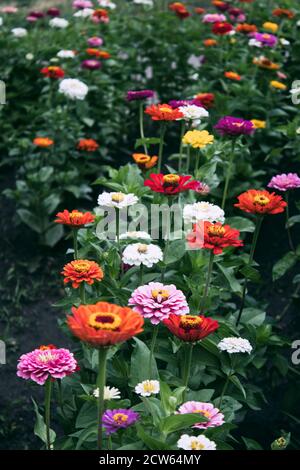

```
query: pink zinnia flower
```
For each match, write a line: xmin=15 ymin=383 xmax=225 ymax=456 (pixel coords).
xmin=88 ymin=36 xmax=104 ymax=47
xmin=195 ymin=181 xmax=210 ymax=195
xmin=178 ymin=401 xmax=225 ymax=429
xmin=268 ymin=173 xmax=300 ymax=192
xmin=129 ymin=282 xmax=189 ymax=325
xmin=73 ymin=0 xmax=93 ymax=9
xmin=81 ymin=59 xmax=102 ymax=70
xmin=17 ymin=347 xmax=78 ymax=385
xmin=1 ymin=6 xmax=18 ymax=13
xmin=203 ymin=13 xmax=226 ymax=23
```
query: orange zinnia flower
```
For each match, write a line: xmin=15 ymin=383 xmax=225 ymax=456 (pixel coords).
xmin=234 ymin=189 xmax=287 ymax=215
xmin=272 ymin=8 xmax=295 ymax=19
xmin=253 ymin=57 xmax=280 ymax=70
xmin=187 ymin=221 xmax=243 ymax=255
xmin=67 ymin=302 xmax=144 ymax=347
xmin=194 ymin=7 xmax=205 ymax=15
xmin=33 ymin=137 xmax=54 ymax=147
xmin=224 ymin=71 xmax=241 ymax=81
xmin=55 ymin=210 xmax=95 ymax=227
xmin=132 ymin=153 xmax=158 ymax=170
xmin=62 ymin=260 xmax=104 ymax=288
xmin=40 ymin=66 xmax=65 ymax=79
xmin=86 ymin=48 xmax=111 ymax=59
xmin=203 ymin=38 xmax=218 ymax=47
xmin=77 ymin=139 xmax=99 ymax=152
xmin=236 ymin=23 xmax=257 ymax=34
xmin=145 ymin=104 xmax=183 ymax=121
xmin=194 ymin=93 xmax=215 ymax=108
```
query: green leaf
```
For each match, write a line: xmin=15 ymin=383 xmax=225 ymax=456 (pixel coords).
xmin=75 ymin=425 xmax=97 ymax=450
xmin=136 ymin=424 xmax=170 ymax=450
xmin=272 ymin=252 xmax=297 ymax=281
xmin=17 ymin=209 xmax=43 ymax=233
xmin=44 ymin=224 xmax=64 ymax=247
xmin=240 ymin=308 xmax=266 ymax=326
xmin=286 ymin=215 xmax=300 ymax=228
xmin=240 ymin=265 xmax=261 ymax=283
xmin=226 ymin=217 xmax=255 ymax=233
xmin=229 ymin=375 xmax=246 ymax=399
xmin=160 ymin=413 xmax=207 ymax=435
xmin=32 ymin=399 xmax=56 ymax=447
xmin=129 ymin=338 xmax=159 ymax=386
xmin=164 ymin=240 xmax=186 ymax=265
xmin=135 ymin=137 xmax=161 ymax=148
xmin=216 ymin=263 xmax=242 ymax=294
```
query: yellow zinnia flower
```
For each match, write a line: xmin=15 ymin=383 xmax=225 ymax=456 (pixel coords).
xmin=182 ymin=130 xmax=214 ymax=149
xmin=263 ymin=22 xmax=279 ymax=33
xmin=251 ymin=119 xmax=266 ymax=129
xmin=270 ymin=80 xmax=287 ymax=90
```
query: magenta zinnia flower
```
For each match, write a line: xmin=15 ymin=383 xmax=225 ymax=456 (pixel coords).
xmin=102 ymin=409 xmax=139 ymax=435
xmin=126 ymin=90 xmax=155 ymax=101
xmin=73 ymin=0 xmax=93 ymax=9
xmin=81 ymin=59 xmax=102 ymax=70
xmin=203 ymin=13 xmax=226 ymax=23
xmin=17 ymin=347 xmax=78 ymax=385
xmin=251 ymin=32 xmax=278 ymax=47
xmin=214 ymin=116 xmax=255 ymax=137
xmin=88 ymin=36 xmax=104 ymax=47
xmin=178 ymin=401 xmax=225 ymax=429
xmin=169 ymin=99 xmax=204 ymax=108
xmin=129 ymin=282 xmax=189 ymax=325
xmin=268 ymin=173 xmax=300 ymax=191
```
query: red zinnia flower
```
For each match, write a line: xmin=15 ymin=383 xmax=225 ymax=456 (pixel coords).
xmin=33 ymin=137 xmax=54 ymax=147
xmin=145 ymin=104 xmax=183 ymax=121
xmin=212 ymin=21 xmax=233 ymax=35
xmin=234 ymin=189 xmax=287 ymax=215
xmin=144 ymin=173 xmax=199 ymax=195
xmin=195 ymin=7 xmax=205 ymax=15
xmin=77 ymin=139 xmax=99 ymax=152
xmin=272 ymin=8 xmax=294 ymax=19
xmin=169 ymin=2 xmax=190 ymax=19
xmin=224 ymin=71 xmax=242 ymax=81
xmin=163 ymin=314 xmax=219 ymax=342
xmin=67 ymin=302 xmax=144 ymax=348
xmin=40 ymin=66 xmax=65 ymax=79
xmin=194 ymin=93 xmax=215 ymax=108
xmin=236 ymin=23 xmax=257 ymax=34
xmin=62 ymin=260 xmax=104 ymax=288
xmin=55 ymin=210 xmax=95 ymax=227
xmin=187 ymin=221 xmax=243 ymax=255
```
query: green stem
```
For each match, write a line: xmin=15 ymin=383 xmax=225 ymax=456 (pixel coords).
xmin=57 ymin=380 xmax=66 ymax=419
xmin=73 ymin=229 xmax=79 ymax=260
xmin=157 ymin=122 xmax=166 ymax=173
xmin=116 ymin=208 xmax=120 ymax=249
xmin=285 ymin=192 xmax=295 ymax=252
xmin=200 ymin=251 xmax=214 ymax=314
xmin=182 ymin=343 xmax=193 ymax=401
xmin=139 ymin=102 xmax=148 ymax=155
xmin=79 ymin=283 xmax=86 ymax=304
xmin=178 ymin=121 xmax=185 ymax=172
xmin=221 ymin=140 xmax=236 ymax=210
xmin=97 ymin=348 xmax=108 ymax=451
xmin=195 ymin=149 xmax=201 ymax=175
xmin=45 ymin=378 xmax=52 ymax=451
xmin=139 ymin=264 xmax=144 ymax=285
xmin=186 ymin=145 xmax=191 ymax=174
xmin=149 ymin=326 xmax=159 ymax=377
xmin=218 ymin=374 xmax=230 ymax=409
xmin=236 ymin=215 xmax=263 ymax=326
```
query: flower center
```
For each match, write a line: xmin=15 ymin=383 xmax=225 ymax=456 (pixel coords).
xmin=151 ymin=289 xmax=170 ymax=300
xmin=208 ymin=225 xmax=226 ymax=237
xmin=262 ymin=34 xmax=270 ymax=39
xmin=73 ymin=261 xmax=91 ymax=273
xmin=88 ymin=312 xmax=122 ymax=331
xmin=136 ymin=155 xmax=150 ymax=163
xmin=137 ymin=244 xmax=148 ymax=254
xmin=159 ymin=106 xmax=172 ymax=113
xmin=38 ymin=351 xmax=57 ymax=363
xmin=143 ymin=382 xmax=157 ymax=393
xmin=69 ymin=211 xmax=83 ymax=221
xmin=194 ymin=409 xmax=212 ymax=418
xmin=232 ymin=122 xmax=244 ymax=127
xmin=111 ymin=192 xmax=125 ymax=203
xmin=163 ymin=174 xmax=180 ymax=186
xmin=179 ymin=315 xmax=202 ymax=330
xmin=113 ymin=413 xmax=128 ymax=424
xmin=191 ymin=440 xmax=205 ymax=450
xmin=253 ymin=194 xmax=270 ymax=206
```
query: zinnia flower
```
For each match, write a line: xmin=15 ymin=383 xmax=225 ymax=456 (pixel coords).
xmin=263 ymin=22 xmax=279 ymax=33
xmin=98 ymin=191 xmax=138 ymax=209
xmin=178 ymin=401 xmax=224 ymax=429
xmin=132 ymin=153 xmax=158 ymax=170
xmin=93 ymin=386 xmax=121 ymax=400
xmin=40 ymin=66 xmax=65 ymax=79
xmin=187 ymin=221 xmax=243 ymax=254
xmin=203 ymin=13 xmax=226 ymax=23
xmin=62 ymin=260 xmax=104 ymax=288
xmin=33 ymin=137 xmax=54 ymax=147
xmin=272 ymin=8 xmax=294 ymax=19
xmin=55 ymin=210 xmax=95 ymax=227
xmin=203 ymin=38 xmax=218 ymax=46
xmin=224 ymin=71 xmax=241 ymax=81
xmin=214 ymin=116 xmax=255 ymax=136
xmin=129 ymin=282 xmax=189 ymax=325
xmin=49 ymin=17 xmax=69 ymax=28
xmin=268 ymin=173 xmax=300 ymax=192
xmin=57 ymin=50 xmax=76 ymax=59
xmin=182 ymin=130 xmax=214 ymax=148
xmin=194 ymin=93 xmax=215 ymax=108
xmin=77 ymin=138 xmax=99 ymax=151
xmin=145 ymin=104 xmax=183 ymax=121
xmin=253 ymin=56 xmax=280 ymax=70
xmin=119 ymin=231 xmax=151 ymax=240
xmin=212 ymin=1 xmax=228 ymax=11
xmin=87 ymin=36 xmax=103 ymax=47
xmin=67 ymin=302 xmax=144 ymax=347
xmin=59 ymin=78 xmax=88 ymax=100
xmin=135 ymin=380 xmax=160 ymax=397
xmin=11 ymin=28 xmax=27 ymax=37
xmin=81 ymin=59 xmax=102 ymax=70
xmin=183 ymin=202 xmax=225 ymax=225
xmin=178 ymin=434 xmax=216 ymax=450
xmin=236 ymin=23 xmax=257 ymax=34
xmin=270 ymin=80 xmax=287 ymax=90
xmin=169 ymin=2 xmax=190 ymax=19
xmin=234 ymin=189 xmax=287 ymax=214
xmin=250 ymin=32 xmax=278 ymax=47
xmin=127 ymin=90 xmax=155 ymax=101
xmin=47 ymin=7 xmax=61 ymax=17
xmin=251 ymin=119 xmax=266 ymax=129
xmin=17 ymin=347 xmax=78 ymax=385
xmin=144 ymin=173 xmax=199 ymax=195
xmin=102 ymin=409 xmax=139 ymax=435
xmin=92 ymin=8 xmax=109 ymax=23
xmin=212 ymin=21 xmax=233 ymax=35
xmin=163 ymin=314 xmax=219 ymax=342
xmin=178 ymin=104 xmax=209 ymax=123
xmin=218 ymin=337 xmax=252 ymax=354
xmin=122 ymin=243 xmax=163 ymax=268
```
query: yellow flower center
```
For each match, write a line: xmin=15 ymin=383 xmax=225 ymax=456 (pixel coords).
xmin=208 ymin=225 xmax=226 ymax=237
xmin=38 ymin=351 xmax=57 ymax=363
xmin=142 ymin=381 xmax=157 ymax=393
xmin=88 ymin=312 xmax=122 ymax=331
xmin=180 ymin=315 xmax=202 ymax=330
xmin=69 ymin=211 xmax=83 ymax=221
xmin=191 ymin=440 xmax=205 ymax=450
xmin=113 ymin=413 xmax=128 ymax=423
xmin=111 ymin=192 xmax=125 ymax=203
xmin=159 ymin=106 xmax=172 ymax=113
xmin=163 ymin=174 xmax=180 ymax=185
xmin=262 ymin=34 xmax=270 ymax=39
xmin=136 ymin=155 xmax=150 ymax=163
xmin=137 ymin=244 xmax=148 ymax=254
xmin=73 ymin=261 xmax=91 ymax=273
xmin=253 ymin=194 xmax=270 ymax=206
xmin=151 ymin=289 xmax=170 ymax=300
xmin=194 ymin=409 xmax=212 ymax=418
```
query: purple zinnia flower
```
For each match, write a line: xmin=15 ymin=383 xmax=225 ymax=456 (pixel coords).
xmin=81 ymin=59 xmax=102 ymax=70
xmin=102 ymin=409 xmax=139 ymax=435
xmin=28 ymin=10 xmax=45 ymax=19
xmin=268 ymin=173 xmax=300 ymax=192
xmin=129 ymin=282 xmax=189 ymax=325
xmin=251 ymin=32 xmax=278 ymax=47
xmin=169 ymin=99 xmax=204 ymax=109
xmin=17 ymin=347 xmax=78 ymax=385
xmin=214 ymin=116 xmax=255 ymax=137
xmin=126 ymin=90 xmax=155 ymax=101
xmin=88 ymin=36 xmax=104 ymax=47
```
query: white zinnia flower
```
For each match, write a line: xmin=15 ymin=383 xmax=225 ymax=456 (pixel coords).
xmin=59 ymin=78 xmax=89 ymax=100
xmin=93 ymin=386 xmax=121 ymax=400
xmin=135 ymin=380 xmax=160 ymax=397
xmin=119 ymin=231 xmax=151 ymax=240
xmin=73 ymin=8 xmax=94 ymax=18
xmin=25 ymin=53 xmax=34 ymax=61
xmin=11 ymin=27 xmax=27 ymax=37
xmin=49 ymin=18 xmax=69 ymax=28
xmin=248 ymin=38 xmax=262 ymax=48
xmin=98 ymin=0 xmax=116 ymax=9
xmin=122 ymin=243 xmax=163 ymax=268
xmin=280 ymin=38 xmax=290 ymax=47
xmin=0 ymin=17 xmax=3 ymax=27
xmin=133 ymin=0 xmax=153 ymax=6
xmin=57 ymin=50 xmax=76 ymax=59
xmin=98 ymin=192 xmax=138 ymax=209
xmin=177 ymin=434 xmax=217 ymax=451
xmin=217 ymin=337 xmax=253 ymax=354
xmin=183 ymin=202 xmax=225 ymax=225
xmin=179 ymin=105 xmax=209 ymax=123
